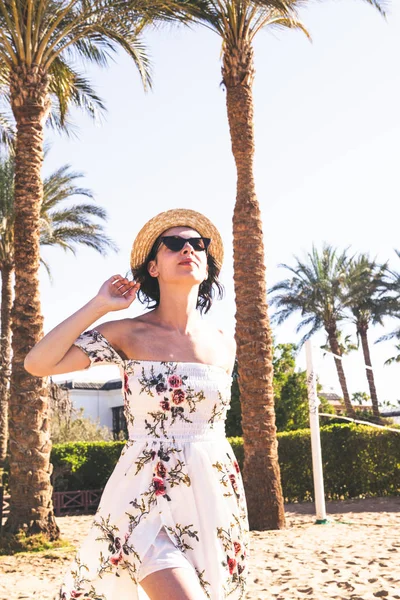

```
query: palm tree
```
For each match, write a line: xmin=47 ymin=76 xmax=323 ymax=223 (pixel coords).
xmin=344 ymin=254 xmax=392 ymax=418
xmin=269 ymin=245 xmax=357 ymax=418
xmin=0 ymin=0 xmax=188 ymax=539
xmin=0 ymin=152 xmax=117 ymax=505
xmin=185 ymin=0 xmax=385 ymax=530
xmin=185 ymin=0 xmax=311 ymax=533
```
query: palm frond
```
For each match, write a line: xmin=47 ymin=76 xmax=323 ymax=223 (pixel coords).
xmin=42 ymin=164 xmax=94 ymax=210
xmin=39 ymin=157 xmax=118 ymax=256
xmin=48 ymin=56 xmax=106 ymax=128
xmin=70 ymin=37 xmax=116 ymax=68
xmin=96 ymin=26 xmax=153 ymax=91
xmin=343 ymin=253 xmax=397 ymax=330
xmin=250 ymin=6 xmax=310 ymax=41
xmin=376 ymin=326 xmax=400 ymax=344
xmin=384 ymin=344 xmax=400 ymax=366
xmin=0 ymin=110 xmax=15 ymax=150
xmin=45 ymin=204 xmax=107 ymax=225
xmin=40 ymin=255 xmax=53 ymax=282
xmin=298 ymin=320 xmax=323 ymax=349
xmin=0 ymin=150 xmax=14 ymax=265
xmin=40 ymin=225 xmax=118 ymax=255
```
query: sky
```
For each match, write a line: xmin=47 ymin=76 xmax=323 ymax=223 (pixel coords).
xmin=38 ymin=0 xmax=400 ymax=405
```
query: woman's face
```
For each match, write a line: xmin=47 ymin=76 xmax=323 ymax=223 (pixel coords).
xmin=147 ymin=226 xmax=209 ymax=287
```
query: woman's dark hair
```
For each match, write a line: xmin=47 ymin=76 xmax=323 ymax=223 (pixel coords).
xmin=132 ymin=234 xmax=224 ymax=314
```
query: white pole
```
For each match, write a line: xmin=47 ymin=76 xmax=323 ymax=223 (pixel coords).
xmin=305 ymin=340 xmax=328 ymax=524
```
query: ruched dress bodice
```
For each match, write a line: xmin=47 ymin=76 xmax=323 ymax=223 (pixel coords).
xmin=60 ymin=329 xmax=249 ymax=600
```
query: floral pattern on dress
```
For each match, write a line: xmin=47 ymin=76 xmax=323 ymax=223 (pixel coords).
xmin=94 ymin=515 xmax=141 ymax=581
xmin=136 ymin=362 xmax=208 ymax=439
xmin=125 ymin=440 xmax=191 ymax=532
xmin=61 ymin=329 xmax=249 ymax=600
xmin=217 ymin=521 xmax=247 ymax=598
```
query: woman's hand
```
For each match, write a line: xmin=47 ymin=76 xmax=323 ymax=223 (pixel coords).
xmin=94 ymin=274 xmax=140 ymax=312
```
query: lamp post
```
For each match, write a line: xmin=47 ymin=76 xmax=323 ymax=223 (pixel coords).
xmin=305 ymin=340 xmax=329 ymax=524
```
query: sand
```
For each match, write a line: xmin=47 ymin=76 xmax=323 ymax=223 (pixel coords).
xmin=1 ymin=497 xmax=399 ymax=600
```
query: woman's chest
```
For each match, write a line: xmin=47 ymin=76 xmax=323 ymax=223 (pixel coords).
xmin=123 ymin=329 xmax=231 ymax=372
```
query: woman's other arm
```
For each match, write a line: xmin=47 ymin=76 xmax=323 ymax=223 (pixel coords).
xmin=24 ymin=275 xmax=139 ymax=376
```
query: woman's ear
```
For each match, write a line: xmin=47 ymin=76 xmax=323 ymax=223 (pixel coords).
xmin=147 ymin=260 xmax=159 ymax=278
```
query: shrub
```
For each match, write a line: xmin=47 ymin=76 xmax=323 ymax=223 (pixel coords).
xmin=50 ymin=407 xmax=113 ymax=444
xmin=52 ymin=441 xmax=125 ymax=491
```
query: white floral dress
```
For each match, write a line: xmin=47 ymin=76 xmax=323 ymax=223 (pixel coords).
xmin=59 ymin=329 xmax=249 ymax=600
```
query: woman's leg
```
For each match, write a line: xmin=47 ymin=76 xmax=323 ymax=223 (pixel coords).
xmin=140 ymin=566 xmax=206 ymax=600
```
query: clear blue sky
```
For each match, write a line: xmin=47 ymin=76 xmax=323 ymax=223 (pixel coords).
xmin=41 ymin=0 xmax=400 ymax=404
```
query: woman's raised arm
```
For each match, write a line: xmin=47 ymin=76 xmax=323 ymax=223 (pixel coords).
xmin=24 ymin=274 xmax=140 ymax=377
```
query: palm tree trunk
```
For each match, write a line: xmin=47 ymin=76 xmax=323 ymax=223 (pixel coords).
xmin=223 ymin=43 xmax=285 ymax=530
xmin=4 ymin=65 xmax=59 ymax=539
xmin=327 ymin=329 xmax=356 ymax=418
xmin=0 ymin=264 xmax=13 ymax=487
xmin=358 ymin=325 xmax=380 ymax=418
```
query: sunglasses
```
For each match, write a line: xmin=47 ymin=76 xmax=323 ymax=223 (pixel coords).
xmin=159 ymin=236 xmax=211 ymax=253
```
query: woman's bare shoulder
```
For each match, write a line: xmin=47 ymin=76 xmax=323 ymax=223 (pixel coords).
xmin=202 ymin=323 xmax=236 ymax=372
xmin=95 ymin=315 xmax=155 ymax=355
xmin=217 ymin=329 xmax=236 ymax=374
xmin=214 ymin=326 xmax=235 ymax=347
xmin=219 ymin=328 xmax=236 ymax=358
xmin=94 ymin=317 xmax=143 ymax=348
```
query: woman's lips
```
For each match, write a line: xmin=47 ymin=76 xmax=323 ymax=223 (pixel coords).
xmin=179 ymin=259 xmax=197 ymax=266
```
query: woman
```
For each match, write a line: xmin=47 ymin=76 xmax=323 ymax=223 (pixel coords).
xmin=25 ymin=208 xmax=249 ymax=600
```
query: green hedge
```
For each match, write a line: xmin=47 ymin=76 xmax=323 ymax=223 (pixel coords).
xmin=278 ymin=424 xmax=400 ymax=501
xmin=51 ymin=424 xmax=400 ymax=502
xmin=52 ymin=441 xmax=125 ymax=492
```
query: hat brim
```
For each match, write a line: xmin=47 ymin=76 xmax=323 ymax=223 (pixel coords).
xmin=130 ymin=209 xmax=224 ymax=272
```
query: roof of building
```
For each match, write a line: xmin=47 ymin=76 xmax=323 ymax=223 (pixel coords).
xmin=319 ymin=392 xmax=342 ymax=402
xmin=59 ymin=379 xmax=122 ymax=391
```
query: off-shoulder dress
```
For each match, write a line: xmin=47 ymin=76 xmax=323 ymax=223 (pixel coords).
xmin=59 ymin=328 xmax=249 ymax=600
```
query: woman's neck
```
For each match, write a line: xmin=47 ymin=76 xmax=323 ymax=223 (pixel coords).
xmin=150 ymin=286 xmax=202 ymax=335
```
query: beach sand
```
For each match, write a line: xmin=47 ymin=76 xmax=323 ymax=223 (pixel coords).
xmin=1 ymin=497 xmax=399 ymax=600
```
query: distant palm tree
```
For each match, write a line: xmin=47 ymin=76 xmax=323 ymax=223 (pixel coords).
xmin=185 ymin=0 xmax=385 ymax=530
xmin=0 ymin=152 xmax=117 ymax=497
xmin=269 ymin=245 xmax=356 ymax=418
xmin=0 ymin=0 xmax=186 ymax=538
xmin=376 ymin=249 xmax=400 ymax=366
xmin=343 ymin=254 xmax=392 ymax=418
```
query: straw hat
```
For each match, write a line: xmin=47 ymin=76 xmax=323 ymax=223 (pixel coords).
xmin=130 ymin=208 xmax=224 ymax=272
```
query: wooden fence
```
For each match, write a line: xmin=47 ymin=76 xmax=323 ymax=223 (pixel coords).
xmin=2 ymin=489 xmax=103 ymax=518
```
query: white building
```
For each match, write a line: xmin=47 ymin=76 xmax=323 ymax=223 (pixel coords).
xmin=60 ymin=379 xmax=126 ymax=438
